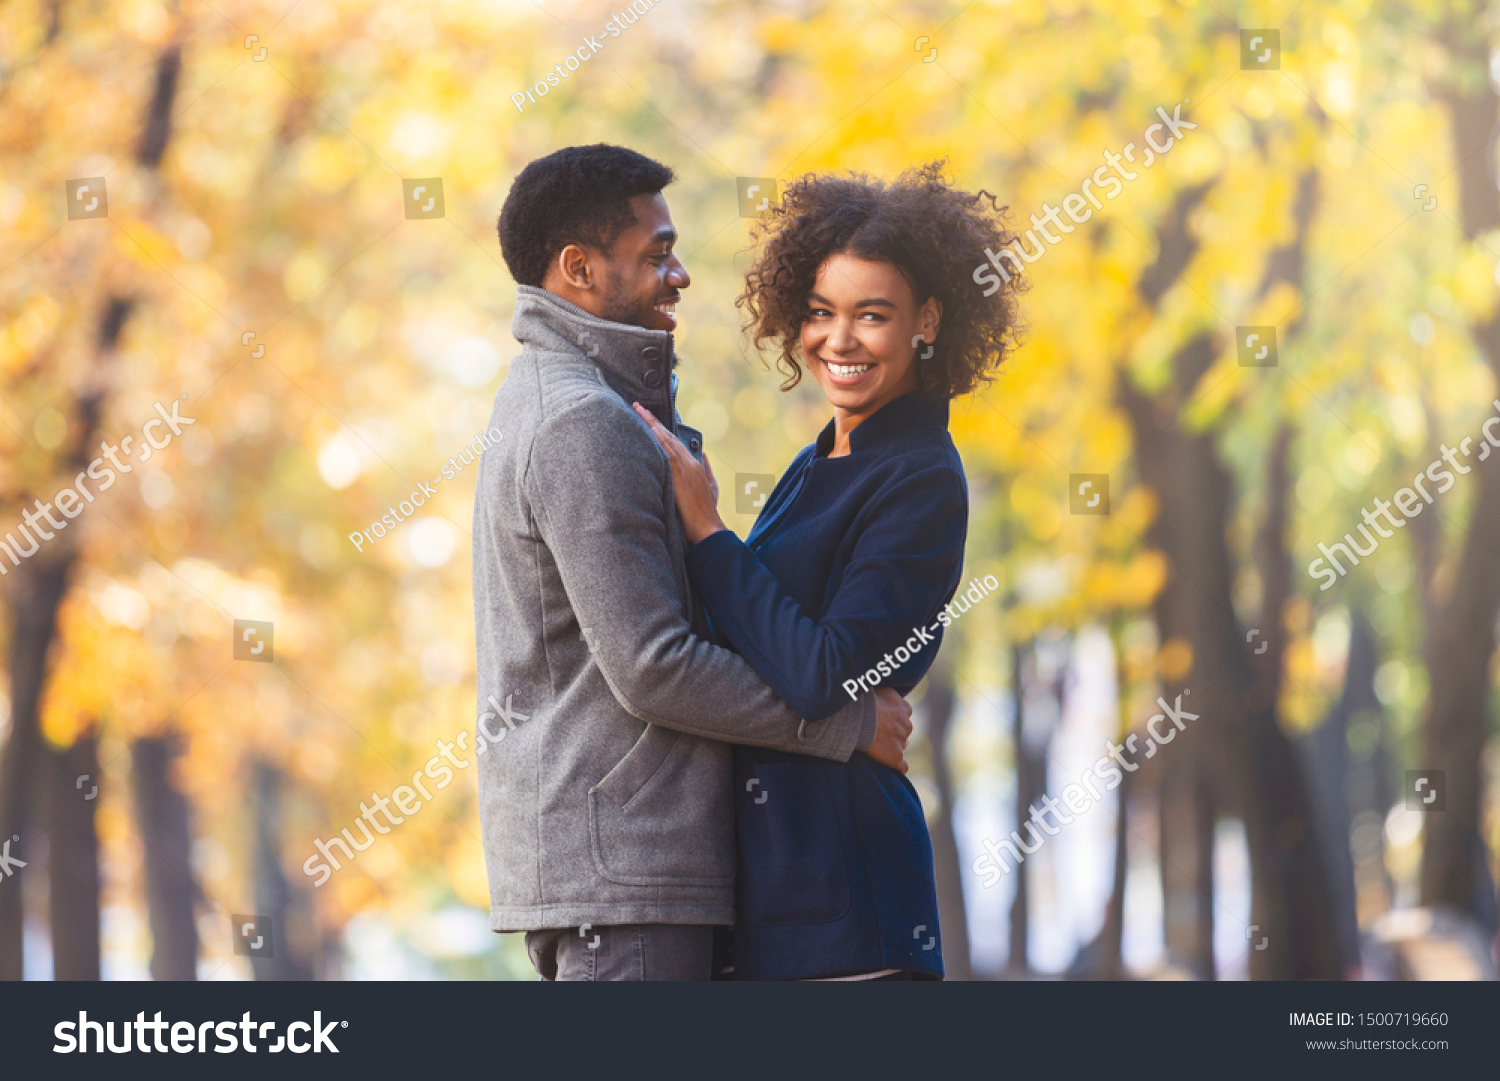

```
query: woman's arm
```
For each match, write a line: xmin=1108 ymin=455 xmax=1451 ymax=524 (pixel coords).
xmin=682 ymin=464 xmax=967 ymax=720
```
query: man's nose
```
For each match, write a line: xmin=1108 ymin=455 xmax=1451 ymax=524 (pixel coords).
xmin=668 ymin=259 xmax=691 ymax=289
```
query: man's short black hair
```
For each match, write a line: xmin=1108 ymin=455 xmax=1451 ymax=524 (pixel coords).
xmin=498 ymin=144 xmax=676 ymax=286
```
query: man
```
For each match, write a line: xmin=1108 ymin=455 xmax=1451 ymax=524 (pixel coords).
xmin=475 ymin=144 xmax=913 ymax=981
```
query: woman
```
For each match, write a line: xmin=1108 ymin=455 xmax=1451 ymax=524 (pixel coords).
xmin=634 ymin=163 xmax=1022 ymax=980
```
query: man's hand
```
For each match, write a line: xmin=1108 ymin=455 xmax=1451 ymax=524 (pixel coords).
xmin=865 ymin=688 xmax=913 ymax=773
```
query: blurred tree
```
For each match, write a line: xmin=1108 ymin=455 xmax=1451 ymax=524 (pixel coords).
xmin=1420 ymin=6 xmax=1500 ymax=927
xmin=921 ymin=649 xmax=971 ymax=980
xmin=47 ymin=731 xmax=101 ymax=980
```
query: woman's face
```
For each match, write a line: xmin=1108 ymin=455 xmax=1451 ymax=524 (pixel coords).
xmin=800 ymin=253 xmax=941 ymax=418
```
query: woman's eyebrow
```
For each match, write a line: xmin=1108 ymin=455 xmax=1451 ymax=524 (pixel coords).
xmin=806 ymin=292 xmax=896 ymax=309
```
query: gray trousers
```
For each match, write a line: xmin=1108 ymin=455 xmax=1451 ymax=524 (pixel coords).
xmin=525 ymin=923 xmax=716 ymax=981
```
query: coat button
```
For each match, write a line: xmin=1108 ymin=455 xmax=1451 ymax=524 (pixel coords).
xmin=642 ymin=345 xmax=661 ymax=360
xmin=689 ymin=437 xmax=701 ymax=453
xmin=643 ymin=369 xmax=662 ymax=387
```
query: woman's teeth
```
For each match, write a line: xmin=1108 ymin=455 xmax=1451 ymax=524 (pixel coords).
xmin=826 ymin=361 xmax=872 ymax=377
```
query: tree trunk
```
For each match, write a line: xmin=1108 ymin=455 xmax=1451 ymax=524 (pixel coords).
xmin=252 ymin=761 xmax=315 ymax=980
xmin=1159 ymin=763 xmax=1215 ymax=978
xmin=1298 ymin=611 xmax=1376 ymax=975
xmin=1007 ymin=642 xmax=1033 ymax=972
xmin=133 ymin=736 xmax=198 ymax=980
xmin=47 ymin=734 xmax=102 ymax=980
xmin=0 ymin=28 xmax=182 ymax=980
xmin=0 ymin=557 xmax=70 ymax=979
xmin=1069 ymin=618 xmax=1135 ymax=979
xmin=921 ymin=655 xmax=971 ymax=979
xmin=1421 ymin=16 xmax=1500 ymax=924
xmin=1118 ymin=139 xmax=1341 ymax=976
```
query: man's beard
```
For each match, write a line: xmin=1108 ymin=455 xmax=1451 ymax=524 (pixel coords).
xmin=598 ymin=277 xmax=649 ymax=327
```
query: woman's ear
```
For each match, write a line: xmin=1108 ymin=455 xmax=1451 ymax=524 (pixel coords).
xmin=920 ymin=296 xmax=943 ymax=341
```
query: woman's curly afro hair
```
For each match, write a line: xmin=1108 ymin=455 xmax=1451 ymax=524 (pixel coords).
xmin=737 ymin=161 xmax=1025 ymax=399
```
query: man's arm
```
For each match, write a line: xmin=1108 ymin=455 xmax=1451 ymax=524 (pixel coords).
xmin=528 ymin=392 xmax=872 ymax=761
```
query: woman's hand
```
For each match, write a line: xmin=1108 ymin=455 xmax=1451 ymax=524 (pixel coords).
xmin=632 ymin=402 xmax=729 ymax=545
xmin=865 ymin=688 xmax=912 ymax=773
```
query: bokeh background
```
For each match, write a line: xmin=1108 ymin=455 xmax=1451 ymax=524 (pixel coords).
xmin=1 ymin=0 xmax=1498 ymax=980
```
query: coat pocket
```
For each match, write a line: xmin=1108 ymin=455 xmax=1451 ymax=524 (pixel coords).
xmin=588 ymin=725 xmax=734 ymax=887
xmin=738 ymin=760 xmax=851 ymax=926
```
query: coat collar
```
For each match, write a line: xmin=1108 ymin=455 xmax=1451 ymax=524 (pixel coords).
xmin=813 ymin=390 xmax=950 ymax=457
xmin=511 ymin=285 xmax=677 ymax=423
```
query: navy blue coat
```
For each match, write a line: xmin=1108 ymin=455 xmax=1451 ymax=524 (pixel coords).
xmin=684 ymin=390 xmax=968 ymax=980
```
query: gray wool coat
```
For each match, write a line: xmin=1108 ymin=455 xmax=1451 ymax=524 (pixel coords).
xmin=473 ymin=285 xmax=875 ymax=931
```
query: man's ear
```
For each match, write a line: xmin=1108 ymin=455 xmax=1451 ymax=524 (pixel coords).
xmin=556 ymin=243 xmax=593 ymax=291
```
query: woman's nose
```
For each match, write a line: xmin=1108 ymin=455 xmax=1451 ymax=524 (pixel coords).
xmin=826 ymin=318 xmax=857 ymax=352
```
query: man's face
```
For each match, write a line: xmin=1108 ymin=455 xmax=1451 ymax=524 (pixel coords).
xmin=593 ymin=192 xmax=690 ymax=331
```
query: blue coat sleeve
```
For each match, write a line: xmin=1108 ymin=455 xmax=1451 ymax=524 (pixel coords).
xmin=684 ymin=462 xmax=968 ymax=721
